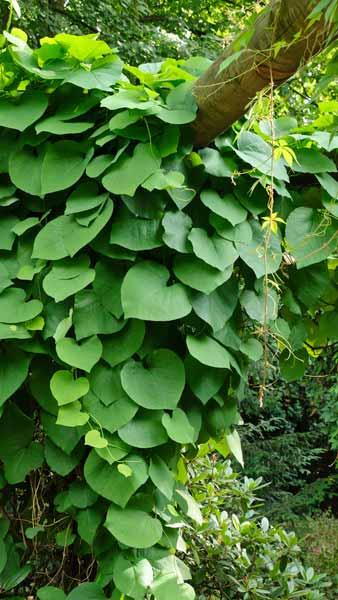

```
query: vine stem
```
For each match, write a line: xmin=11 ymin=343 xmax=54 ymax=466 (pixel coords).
xmin=6 ymin=0 xmax=14 ymax=31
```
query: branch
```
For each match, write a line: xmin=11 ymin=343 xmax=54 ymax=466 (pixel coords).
xmin=192 ymin=0 xmax=331 ymax=146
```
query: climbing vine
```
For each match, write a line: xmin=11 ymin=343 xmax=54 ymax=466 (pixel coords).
xmin=0 ymin=28 xmax=336 ymax=599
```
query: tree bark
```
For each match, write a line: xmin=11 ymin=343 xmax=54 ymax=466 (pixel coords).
xmin=192 ymin=0 xmax=329 ymax=146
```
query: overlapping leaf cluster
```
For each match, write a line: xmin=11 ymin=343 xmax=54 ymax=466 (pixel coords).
xmin=0 ymin=31 xmax=337 ymax=599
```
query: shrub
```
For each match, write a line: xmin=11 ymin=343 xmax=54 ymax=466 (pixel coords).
xmin=185 ymin=457 xmax=334 ymax=599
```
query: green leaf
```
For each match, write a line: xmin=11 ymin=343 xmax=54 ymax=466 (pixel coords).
xmin=102 ymin=320 xmax=145 ymax=367
xmin=121 ymin=349 xmax=185 ymax=410
xmin=162 ymin=211 xmax=192 ymax=253
xmin=84 ymin=450 xmax=148 ymax=507
xmin=73 ymin=290 xmax=124 ymax=340
xmin=240 ymin=338 xmax=263 ymax=361
xmin=201 ymin=189 xmax=247 ymax=225
xmin=0 ymin=536 xmax=7 ymax=572
xmin=280 ymin=349 xmax=308 ymax=382
xmin=12 ymin=217 xmax=40 ymax=237
xmin=173 ymin=255 xmax=232 ymax=294
xmin=68 ymin=480 xmax=98 ymax=508
xmin=42 ymin=141 xmax=94 ymax=194
xmin=122 ymin=261 xmax=191 ymax=321
xmin=162 ymin=409 xmax=195 ymax=444
xmin=237 ymin=220 xmax=282 ymax=278
xmin=285 ymin=207 xmax=337 ymax=268
xmin=65 ymin=181 xmax=108 ymax=215
xmin=113 ymin=556 xmax=153 ymax=598
xmin=123 ymin=187 xmax=167 ymax=220
xmin=293 ymin=148 xmax=336 ymax=174
xmin=235 ymin=132 xmax=288 ymax=181
xmin=44 ymin=438 xmax=82 ymax=476
xmin=226 ymin=429 xmax=243 ymax=466
xmin=94 ymin=433 xmax=130 ymax=465
xmin=76 ymin=506 xmax=103 ymax=545
xmin=56 ymin=401 xmax=90 ymax=427
xmin=50 ymin=370 xmax=89 ymax=406
xmin=9 ymin=146 xmax=44 ymax=195
xmin=36 ymin=116 xmax=93 ymax=135
xmin=175 ymin=487 xmax=203 ymax=524
xmin=103 ymin=143 xmax=160 ymax=196
xmin=85 ymin=430 xmax=108 ymax=449
xmin=185 ymin=356 xmax=226 ymax=404
xmin=151 ymin=575 xmax=195 ymax=600
xmin=149 ymin=455 xmax=175 ymax=500
xmin=110 ymin=207 xmax=163 ymax=250
xmin=38 ymin=586 xmax=67 ymax=600
xmin=187 ymin=335 xmax=231 ymax=369
xmin=0 ymin=215 xmax=19 ymax=250
xmin=0 ymin=91 xmax=48 ymax=131
xmin=199 ymin=148 xmax=236 ymax=177
xmin=105 ymin=505 xmax=163 ymax=549
xmin=9 ymin=141 xmax=93 ymax=196
xmin=32 ymin=198 xmax=113 ymax=260
xmin=240 ymin=288 xmax=279 ymax=323
xmin=83 ymin=391 xmax=138 ymax=435
xmin=0 ymin=347 xmax=30 ymax=407
xmin=67 ymin=582 xmax=106 ymax=600
xmin=259 ymin=116 xmax=297 ymax=138
xmin=43 ymin=255 xmax=95 ymax=302
xmin=41 ymin=411 xmax=83 ymax=453
xmin=317 ymin=173 xmax=338 ymax=201
xmin=191 ymin=277 xmax=238 ymax=332
xmin=210 ymin=214 xmax=252 ymax=244
xmin=89 ymin=363 xmax=127 ymax=407
xmin=0 ymin=288 xmax=42 ymax=324
xmin=56 ymin=335 xmax=102 ymax=373
xmin=188 ymin=228 xmax=238 ymax=270
xmin=4 ymin=441 xmax=44 ymax=484
xmin=118 ymin=411 xmax=168 ymax=448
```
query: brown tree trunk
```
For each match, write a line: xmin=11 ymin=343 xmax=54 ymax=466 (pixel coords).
xmin=192 ymin=0 xmax=329 ymax=146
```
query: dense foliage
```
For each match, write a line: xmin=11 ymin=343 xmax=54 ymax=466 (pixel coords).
xmin=241 ymin=354 xmax=338 ymax=520
xmin=186 ymin=457 xmax=334 ymax=599
xmin=0 ymin=0 xmax=258 ymax=62
xmin=0 ymin=26 xmax=337 ymax=599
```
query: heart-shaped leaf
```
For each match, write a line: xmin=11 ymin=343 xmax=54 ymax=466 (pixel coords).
xmin=50 ymin=370 xmax=89 ymax=406
xmin=105 ymin=505 xmax=163 ymax=549
xmin=0 ymin=347 xmax=30 ymax=407
xmin=187 ymin=335 xmax=231 ymax=369
xmin=0 ymin=91 xmax=48 ymax=131
xmin=56 ymin=401 xmax=90 ymax=427
xmin=122 ymin=261 xmax=191 ymax=321
xmin=121 ymin=349 xmax=185 ymax=410
xmin=102 ymin=319 xmax=145 ymax=367
xmin=118 ymin=411 xmax=168 ymax=448
xmin=43 ymin=255 xmax=95 ymax=302
xmin=173 ymin=255 xmax=232 ymax=294
xmin=56 ymin=336 xmax=102 ymax=373
xmin=162 ymin=409 xmax=195 ymax=444
xmin=83 ymin=391 xmax=138 ymax=434
xmin=201 ymin=189 xmax=247 ymax=225
xmin=188 ymin=228 xmax=239 ymax=271
xmin=0 ymin=288 xmax=42 ymax=323
xmin=185 ymin=356 xmax=226 ymax=404
xmin=32 ymin=198 xmax=113 ymax=260
xmin=84 ymin=450 xmax=148 ymax=506
xmin=110 ymin=206 xmax=162 ymax=250
xmin=85 ymin=430 xmax=108 ymax=449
